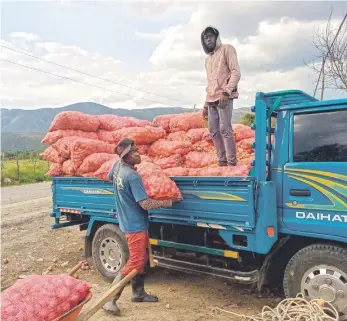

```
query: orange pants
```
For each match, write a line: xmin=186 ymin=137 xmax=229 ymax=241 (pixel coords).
xmin=121 ymin=231 xmax=149 ymax=275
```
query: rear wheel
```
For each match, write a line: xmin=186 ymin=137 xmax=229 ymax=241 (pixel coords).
xmin=283 ymin=243 xmax=347 ymax=320
xmin=92 ymin=224 xmax=129 ymax=282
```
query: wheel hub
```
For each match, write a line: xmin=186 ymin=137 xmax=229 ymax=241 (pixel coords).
xmin=301 ymin=265 xmax=347 ymax=320
xmin=99 ymin=237 xmax=122 ymax=273
xmin=319 ymin=285 xmax=336 ymax=302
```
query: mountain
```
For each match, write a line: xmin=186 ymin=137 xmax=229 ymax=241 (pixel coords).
xmin=1 ymin=102 xmax=196 ymax=133
xmin=1 ymin=133 xmax=46 ymax=153
xmin=1 ymin=102 xmax=250 ymax=152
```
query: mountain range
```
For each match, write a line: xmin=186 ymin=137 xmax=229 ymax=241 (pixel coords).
xmin=1 ymin=102 xmax=250 ymax=152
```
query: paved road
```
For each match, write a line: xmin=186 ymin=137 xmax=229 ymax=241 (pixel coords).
xmin=1 ymin=182 xmax=52 ymax=227
xmin=1 ymin=182 xmax=52 ymax=205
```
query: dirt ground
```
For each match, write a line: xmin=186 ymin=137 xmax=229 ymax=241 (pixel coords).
xmin=1 ymin=182 xmax=279 ymax=320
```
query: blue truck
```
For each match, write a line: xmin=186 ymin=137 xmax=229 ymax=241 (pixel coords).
xmin=50 ymin=89 xmax=347 ymax=317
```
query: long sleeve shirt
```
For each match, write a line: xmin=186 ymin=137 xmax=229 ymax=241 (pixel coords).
xmin=205 ymin=43 xmax=241 ymax=103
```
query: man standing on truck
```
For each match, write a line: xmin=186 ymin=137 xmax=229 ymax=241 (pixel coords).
xmin=201 ymin=26 xmax=241 ymax=166
xmin=103 ymin=138 xmax=176 ymax=316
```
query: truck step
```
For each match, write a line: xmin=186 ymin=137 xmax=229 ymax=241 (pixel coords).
xmin=153 ymin=255 xmax=258 ymax=284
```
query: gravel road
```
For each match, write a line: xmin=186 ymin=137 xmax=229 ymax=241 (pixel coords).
xmin=1 ymin=182 xmax=277 ymax=320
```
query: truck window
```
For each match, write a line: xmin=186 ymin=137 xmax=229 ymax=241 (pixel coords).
xmin=293 ymin=109 xmax=347 ymax=162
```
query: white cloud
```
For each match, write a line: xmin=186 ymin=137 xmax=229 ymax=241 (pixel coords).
xmin=1 ymin=2 xmax=343 ymax=111
xmin=8 ymin=32 xmax=40 ymax=41
xmin=134 ymin=31 xmax=164 ymax=41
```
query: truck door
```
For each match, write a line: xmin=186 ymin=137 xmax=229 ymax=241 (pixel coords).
xmin=282 ymin=106 xmax=347 ymax=241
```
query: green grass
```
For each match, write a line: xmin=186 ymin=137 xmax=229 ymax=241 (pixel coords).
xmin=1 ymin=159 xmax=51 ymax=186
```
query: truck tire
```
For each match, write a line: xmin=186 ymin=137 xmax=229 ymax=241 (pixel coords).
xmin=283 ymin=243 xmax=347 ymax=319
xmin=92 ymin=224 xmax=129 ymax=282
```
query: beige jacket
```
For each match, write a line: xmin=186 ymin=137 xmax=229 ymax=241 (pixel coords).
xmin=202 ymin=27 xmax=241 ymax=103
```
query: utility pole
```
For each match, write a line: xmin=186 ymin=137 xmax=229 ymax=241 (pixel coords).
xmin=194 ymin=104 xmax=196 ymax=112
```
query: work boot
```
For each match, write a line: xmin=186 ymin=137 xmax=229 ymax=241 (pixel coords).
xmin=103 ymin=273 xmax=125 ymax=316
xmin=218 ymin=161 xmax=227 ymax=167
xmin=131 ymin=274 xmax=158 ymax=302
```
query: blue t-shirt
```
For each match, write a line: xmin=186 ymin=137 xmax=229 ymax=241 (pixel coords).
xmin=108 ymin=161 xmax=149 ymax=233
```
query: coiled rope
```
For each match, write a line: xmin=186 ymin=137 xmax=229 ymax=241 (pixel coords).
xmin=215 ymin=294 xmax=339 ymax=321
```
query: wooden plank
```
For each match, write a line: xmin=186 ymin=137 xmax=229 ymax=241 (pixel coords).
xmin=76 ymin=269 xmax=137 ymax=321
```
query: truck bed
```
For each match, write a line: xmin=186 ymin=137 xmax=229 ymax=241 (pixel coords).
xmin=52 ymin=176 xmax=276 ymax=254
xmin=52 ymin=176 xmax=255 ymax=229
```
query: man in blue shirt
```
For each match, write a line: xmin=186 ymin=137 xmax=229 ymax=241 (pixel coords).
xmin=103 ymin=138 xmax=176 ymax=316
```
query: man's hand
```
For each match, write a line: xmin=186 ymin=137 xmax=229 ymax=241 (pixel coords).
xmin=202 ymin=106 xmax=208 ymax=120
xmin=218 ymin=92 xmax=229 ymax=109
xmin=172 ymin=198 xmax=181 ymax=205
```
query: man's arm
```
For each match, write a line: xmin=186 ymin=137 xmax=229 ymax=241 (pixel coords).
xmin=108 ymin=163 xmax=116 ymax=181
xmin=129 ymin=174 xmax=173 ymax=211
xmin=223 ymin=45 xmax=241 ymax=96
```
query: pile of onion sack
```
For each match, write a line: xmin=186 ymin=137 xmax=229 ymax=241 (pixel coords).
xmin=41 ymin=111 xmax=255 ymax=200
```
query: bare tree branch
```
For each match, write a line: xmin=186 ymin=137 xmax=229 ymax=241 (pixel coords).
xmin=306 ymin=10 xmax=347 ymax=97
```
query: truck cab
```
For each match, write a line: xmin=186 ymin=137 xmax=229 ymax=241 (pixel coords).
xmin=50 ymin=90 xmax=347 ymax=318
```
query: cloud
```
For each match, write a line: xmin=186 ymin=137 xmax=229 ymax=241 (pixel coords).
xmin=1 ymin=2 xmax=343 ymax=111
xmin=134 ymin=31 xmax=164 ymax=41
xmin=8 ymin=32 xmax=40 ymax=41
xmin=0 ymin=36 xmax=199 ymax=109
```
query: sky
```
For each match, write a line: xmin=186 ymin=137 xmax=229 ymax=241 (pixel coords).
xmin=0 ymin=1 xmax=346 ymax=110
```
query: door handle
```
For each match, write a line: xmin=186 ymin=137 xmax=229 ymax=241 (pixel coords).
xmin=290 ymin=189 xmax=311 ymax=197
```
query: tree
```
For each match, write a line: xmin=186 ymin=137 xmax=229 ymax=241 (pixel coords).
xmin=307 ymin=12 xmax=347 ymax=98
xmin=240 ymin=113 xmax=255 ymax=126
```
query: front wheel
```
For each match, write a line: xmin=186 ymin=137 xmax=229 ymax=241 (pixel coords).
xmin=92 ymin=224 xmax=129 ymax=282
xmin=283 ymin=243 xmax=347 ymax=320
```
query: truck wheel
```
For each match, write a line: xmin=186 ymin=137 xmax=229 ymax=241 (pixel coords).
xmin=92 ymin=224 xmax=129 ymax=282
xmin=283 ymin=243 xmax=347 ymax=319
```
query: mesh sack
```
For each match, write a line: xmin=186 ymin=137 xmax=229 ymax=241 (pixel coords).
xmin=163 ymin=167 xmax=189 ymax=177
xmin=185 ymin=151 xmax=218 ymax=168
xmin=188 ymin=167 xmax=222 ymax=176
xmin=169 ymin=112 xmax=205 ymax=133
xmin=233 ymin=124 xmax=255 ymax=142
xmin=153 ymin=155 xmax=184 ymax=169
xmin=192 ymin=140 xmax=215 ymax=153
xmin=136 ymin=162 xmax=182 ymax=200
xmin=152 ymin=114 xmax=176 ymax=132
xmin=78 ymin=153 xmax=119 ymax=175
xmin=70 ymin=138 xmax=115 ymax=170
xmin=184 ymin=128 xmax=210 ymax=144
xmin=52 ymin=136 xmax=82 ymax=158
xmin=62 ymin=160 xmax=76 ymax=176
xmin=46 ymin=163 xmax=63 ymax=176
xmin=112 ymin=127 xmax=166 ymax=145
xmin=1 ymin=274 xmax=91 ymax=321
xmin=98 ymin=115 xmax=150 ymax=131
xmin=42 ymin=130 xmax=98 ymax=145
xmin=97 ymin=130 xmax=117 ymax=144
xmin=40 ymin=147 xmax=66 ymax=164
xmin=148 ymin=139 xmax=192 ymax=157
xmin=167 ymin=131 xmax=186 ymax=141
xmin=49 ymin=111 xmax=100 ymax=132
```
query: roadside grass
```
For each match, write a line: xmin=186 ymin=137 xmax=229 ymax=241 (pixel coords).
xmin=1 ymin=159 xmax=51 ymax=186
